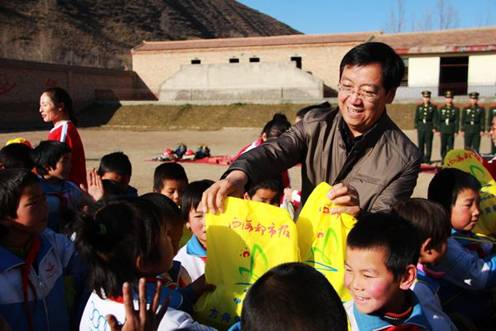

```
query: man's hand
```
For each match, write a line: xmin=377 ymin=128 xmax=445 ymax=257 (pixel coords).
xmin=327 ymin=183 xmax=361 ymax=217
xmin=201 ymin=170 xmax=248 ymax=213
xmin=106 ymin=278 xmax=166 ymax=331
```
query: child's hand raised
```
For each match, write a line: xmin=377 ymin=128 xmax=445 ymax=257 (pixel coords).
xmin=106 ymin=278 xmax=167 ymax=331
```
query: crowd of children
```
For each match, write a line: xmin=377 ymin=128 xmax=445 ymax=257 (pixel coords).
xmin=2 ymin=87 xmax=496 ymax=331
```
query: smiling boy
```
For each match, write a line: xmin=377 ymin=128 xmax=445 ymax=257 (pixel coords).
xmin=344 ymin=213 xmax=432 ymax=330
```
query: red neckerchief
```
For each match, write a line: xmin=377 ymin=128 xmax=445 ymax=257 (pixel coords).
xmin=21 ymin=236 xmax=41 ymax=331
xmin=382 ymin=325 xmax=421 ymax=331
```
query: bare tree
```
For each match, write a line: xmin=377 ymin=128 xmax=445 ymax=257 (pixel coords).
xmin=416 ymin=10 xmax=433 ymax=31
xmin=387 ymin=0 xmax=407 ymax=32
xmin=437 ymin=0 xmax=459 ymax=29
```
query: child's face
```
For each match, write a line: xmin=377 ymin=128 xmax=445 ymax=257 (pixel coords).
xmin=11 ymin=183 xmax=48 ymax=234
xmin=47 ymin=152 xmax=72 ymax=179
xmin=187 ymin=206 xmax=206 ymax=248
xmin=246 ymin=188 xmax=279 ymax=206
xmin=345 ymin=247 xmax=405 ymax=314
xmin=102 ymin=171 xmax=130 ymax=186
xmin=160 ymin=179 xmax=187 ymax=205
xmin=451 ymin=188 xmax=480 ymax=231
xmin=39 ymin=93 xmax=63 ymax=123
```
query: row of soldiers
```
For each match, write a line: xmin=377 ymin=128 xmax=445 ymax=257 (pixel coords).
xmin=415 ymin=90 xmax=496 ymax=163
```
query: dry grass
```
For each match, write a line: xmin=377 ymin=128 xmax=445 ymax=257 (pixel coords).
xmin=79 ymin=102 xmax=417 ymax=130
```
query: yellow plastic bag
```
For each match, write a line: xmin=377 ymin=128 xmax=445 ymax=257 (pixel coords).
xmin=444 ymin=149 xmax=496 ymax=236
xmin=296 ymin=182 xmax=357 ymax=301
xmin=194 ymin=197 xmax=299 ymax=330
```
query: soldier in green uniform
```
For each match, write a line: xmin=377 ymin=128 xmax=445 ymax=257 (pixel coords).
xmin=414 ymin=90 xmax=437 ymax=163
xmin=487 ymin=97 xmax=496 ymax=154
xmin=461 ymin=92 xmax=485 ymax=153
xmin=437 ymin=90 xmax=459 ymax=161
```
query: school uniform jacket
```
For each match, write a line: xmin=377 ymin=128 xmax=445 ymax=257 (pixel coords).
xmin=344 ymin=292 xmax=432 ymax=331
xmin=0 ymin=229 xmax=85 ymax=331
xmin=173 ymin=235 xmax=206 ymax=282
xmin=227 ymin=107 xmax=421 ymax=211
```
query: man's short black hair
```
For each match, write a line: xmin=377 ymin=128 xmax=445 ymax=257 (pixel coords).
xmin=241 ymin=262 xmax=347 ymax=331
xmin=0 ymin=143 xmax=34 ymax=170
xmin=393 ymin=198 xmax=451 ymax=250
xmin=428 ymin=168 xmax=481 ymax=213
xmin=97 ymin=151 xmax=132 ymax=177
xmin=180 ymin=179 xmax=214 ymax=220
xmin=339 ymin=42 xmax=405 ymax=92
xmin=31 ymin=140 xmax=71 ymax=176
xmin=0 ymin=168 xmax=39 ymax=222
xmin=347 ymin=212 xmax=420 ymax=280
xmin=153 ymin=163 xmax=188 ymax=192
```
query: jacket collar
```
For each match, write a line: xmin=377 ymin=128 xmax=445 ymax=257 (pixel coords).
xmin=186 ymin=235 xmax=207 ymax=257
xmin=0 ymin=231 xmax=52 ymax=272
xmin=352 ymin=292 xmax=430 ymax=330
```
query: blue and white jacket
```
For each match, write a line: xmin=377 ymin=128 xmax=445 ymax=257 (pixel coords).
xmin=174 ymin=235 xmax=207 ymax=282
xmin=344 ymin=291 xmax=432 ymax=330
xmin=429 ymin=236 xmax=496 ymax=289
xmin=0 ymin=228 xmax=86 ymax=331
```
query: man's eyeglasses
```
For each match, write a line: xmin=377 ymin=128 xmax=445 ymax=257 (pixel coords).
xmin=338 ymin=82 xmax=381 ymax=102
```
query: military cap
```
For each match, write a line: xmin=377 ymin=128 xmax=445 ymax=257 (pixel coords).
xmin=469 ymin=92 xmax=479 ymax=99
xmin=421 ymin=90 xmax=431 ymax=97
xmin=444 ymin=90 xmax=454 ymax=98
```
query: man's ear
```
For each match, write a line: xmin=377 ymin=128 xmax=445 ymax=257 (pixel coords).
xmin=385 ymin=88 xmax=397 ymax=104
xmin=243 ymin=192 xmax=250 ymax=200
xmin=399 ymin=264 xmax=417 ymax=290
xmin=420 ymin=238 xmax=432 ymax=256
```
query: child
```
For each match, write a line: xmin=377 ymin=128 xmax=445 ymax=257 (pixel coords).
xmin=153 ymin=162 xmax=188 ymax=206
xmin=40 ymin=87 xmax=87 ymax=188
xmin=230 ymin=262 xmax=347 ymax=331
xmin=140 ymin=192 xmax=191 ymax=285
xmin=0 ymin=143 xmax=34 ymax=170
xmin=344 ymin=212 xmax=431 ymax=330
xmin=174 ymin=180 xmax=213 ymax=282
xmin=31 ymin=140 xmax=83 ymax=233
xmin=427 ymin=168 xmax=496 ymax=326
xmin=393 ymin=198 xmax=458 ymax=331
xmin=97 ymin=151 xmax=138 ymax=198
xmin=243 ymin=179 xmax=282 ymax=206
xmin=0 ymin=168 xmax=85 ymax=331
xmin=77 ymin=198 xmax=214 ymax=330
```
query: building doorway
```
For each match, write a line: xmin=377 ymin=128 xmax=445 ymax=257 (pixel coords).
xmin=438 ymin=56 xmax=468 ymax=96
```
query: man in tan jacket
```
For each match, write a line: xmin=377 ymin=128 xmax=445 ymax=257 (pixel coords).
xmin=202 ymin=42 xmax=421 ymax=216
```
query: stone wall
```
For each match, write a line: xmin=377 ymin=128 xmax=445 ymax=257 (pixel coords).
xmin=0 ymin=58 xmax=154 ymax=130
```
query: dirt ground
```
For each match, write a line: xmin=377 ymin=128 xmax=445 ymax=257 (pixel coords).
xmin=1 ymin=127 xmax=493 ymax=199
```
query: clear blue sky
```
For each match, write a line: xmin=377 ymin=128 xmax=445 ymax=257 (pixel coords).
xmin=238 ymin=0 xmax=496 ymax=34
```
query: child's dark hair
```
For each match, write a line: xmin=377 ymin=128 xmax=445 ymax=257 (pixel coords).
xmin=241 ymin=262 xmax=347 ymax=331
xmin=140 ymin=192 xmax=184 ymax=227
xmin=428 ymin=168 xmax=481 ymax=212
xmin=97 ymin=151 xmax=132 ymax=177
xmin=0 ymin=143 xmax=34 ymax=170
xmin=247 ymin=179 xmax=283 ymax=202
xmin=181 ymin=179 xmax=214 ymax=220
xmin=393 ymin=198 xmax=451 ymax=250
xmin=76 ymin=199 xmax=166 ymax=297
xmin=43 ymin=87 xmax=78 ymax=125
xmin=153 ymin=163 xmax=188 ymax=192
xmin=0 ymin=169 xmax=39 ymax=233
xmin=261 ymin=113 xmax=291 ymax=140
xmin=31 ymin=140 xmax=71 ymax=176
xmin=347 ymin=212 xmax=420 ymax=280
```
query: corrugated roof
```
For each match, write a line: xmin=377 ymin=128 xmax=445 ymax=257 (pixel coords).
xmin=132 ymin=32 xmax=378 ymax=53
xmin=373 ymin=26 xmax=496 ymax=54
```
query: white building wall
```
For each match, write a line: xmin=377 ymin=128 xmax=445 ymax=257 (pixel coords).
xmin=408 ymin=57 xmax=440 ymax=87
xmin=468 ymin=54 xmax=496 ymax=85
